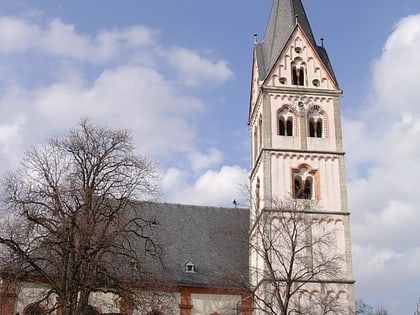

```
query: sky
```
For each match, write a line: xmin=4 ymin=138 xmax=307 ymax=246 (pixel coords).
xmin=0 ymin=0 xmax=419 ymax=314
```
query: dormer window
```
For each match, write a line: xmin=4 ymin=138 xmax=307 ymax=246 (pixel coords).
xmin=185 ymin=261 xmax=195 ymax=273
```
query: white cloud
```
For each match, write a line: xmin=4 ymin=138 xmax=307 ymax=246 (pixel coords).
xmin=345 ymin=13 xmax=420 ymax=309
xmin=188 ymin=148 xmax=223 ymax=172
xmin=0 ymin=17 xmax=37 ymax=53
xmin=0 ymin=17 xmax=158 ymax=64
xmin=166 ymin=165 xmax=249 ymax=207
xmin=0 ymin=14 xmax=235 ymax=178
xmin=0 ymin=115 xmax=26 ymax=169
xmin=166 ymin=47 xmax=234 ymax=87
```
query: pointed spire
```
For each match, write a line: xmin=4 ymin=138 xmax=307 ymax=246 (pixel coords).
xmin=255 ymin=0 xmax=337 ymax=84
xmin=258 ymin=0 xmax=316 ymax=77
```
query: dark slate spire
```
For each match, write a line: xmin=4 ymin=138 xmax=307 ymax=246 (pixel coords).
xmin=256 ymin=0 xmax=337 ymax=84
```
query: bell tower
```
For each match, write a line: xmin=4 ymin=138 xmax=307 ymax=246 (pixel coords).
xmin=249 ymin=0 xmax=355 ymax=313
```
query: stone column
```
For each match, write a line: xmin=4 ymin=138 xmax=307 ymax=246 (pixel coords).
xmin=179 ymin=288 xmax=193 ymax=315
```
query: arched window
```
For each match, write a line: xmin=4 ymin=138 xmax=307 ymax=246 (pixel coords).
xmin=292 ymin=59 xmax=306 ymax=86
xmin=309 ymin=117 xmax=322 ymax=138
xmin=278 ymin=107 xmax=295 ymax=136
xmin=286 ymin=118 xmax=293 ymax=136
xmin=308 ymin=106 xmax=325 ymax=138
xmin=253 ymin=127 xmax=258 ymax=160
xmin=255 ymin=178 xmax=260 ymax=211
xmin=258 ymin=116 xmax=263 ymax=147
xmin=292 ymin=165 xmax=318 ymax=200
xmin=294 ymin=176 xmax=312 ymax=199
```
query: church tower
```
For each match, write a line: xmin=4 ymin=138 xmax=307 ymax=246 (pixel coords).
xmin=248 ymin=0 xmax=355 ymax=313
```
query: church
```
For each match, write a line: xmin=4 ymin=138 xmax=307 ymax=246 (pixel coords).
xmin=0 ymin=0 xmax=354 ymax=314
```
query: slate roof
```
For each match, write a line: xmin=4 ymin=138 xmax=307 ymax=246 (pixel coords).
xmin=255 ymin=0 xmax=337 ymax=85
xmin=140 ymin=202 xmax=250 ymax=290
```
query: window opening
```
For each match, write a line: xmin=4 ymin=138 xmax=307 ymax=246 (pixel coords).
xmin=294 ymin=177 xmax=312 ymax=199
xmin=185 ymin=261 xmax=195 ymax=273
xmin=292 ymin=62 xmax=306 ymax=86
xmin=286 ymin=119 xmax=293 ymax=136
xmin=308 ymin=106 xmax=324 ymax=138
xmin=292 ymin=165 xmax=317 ymax=200
xmin=309 ymin=118 xmax=322 ymax=138
xmin=278 ymin=107 xmax=295 ymax=136
xmin=255 ymin=178 xmax=260 ymax=211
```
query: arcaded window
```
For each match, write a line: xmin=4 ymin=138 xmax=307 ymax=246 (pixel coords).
xmin=255 ymin=178 xmax=260 ymax=210
xmin=309 ymin=117 xmax=323 ymax=137
xmin=292 ymin=59 xmax=306 ymax=86
xmin=308 ymin=105 xmax=325 ymax=138
xmin=278 ymin=106 xmax=295 ymax=136
xmin=292 ymin=165 xmax=318 ymax=200
xmin=294 ymin=176 xmax=313 ymax=199
xmin=253 ymin=127 xmax=258 ymax=160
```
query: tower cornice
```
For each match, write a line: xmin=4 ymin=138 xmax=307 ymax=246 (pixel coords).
xmin=249 ymin=148 xmax=345 ymax=180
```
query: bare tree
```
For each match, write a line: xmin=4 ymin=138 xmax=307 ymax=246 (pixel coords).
xmin=355 ymin=299 xmax=389 ymax=315
xmin=355 ymin=299 xmax=374 ymax=315
xmin=0 ymin=119 xmax=163 ymax=315
xmin=414 ymin=299 xmax=420 ymax=315
xmin=249 ymin=198 xmax=346 ymax=315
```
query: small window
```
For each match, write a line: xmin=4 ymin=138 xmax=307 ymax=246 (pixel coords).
xmin=185 ymin=262 xmax=195 ymax=273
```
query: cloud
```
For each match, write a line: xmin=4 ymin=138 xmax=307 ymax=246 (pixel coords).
xmin=0 ymin=17 xmax=157 ymax=63
xmin=345 ymin=13 xmax=420 ymax=310
xmin=166 ymin=47 xmax=234 ymax=87
xmin=165 ymin=165 xmax=249 ymax=207
xmin=0 ymin=115 xmax=26 ymax=170
xmin=187 ymin=148 xmax=223 ymax=172
xmin=0 ymin=14 xmax=235 ymax=185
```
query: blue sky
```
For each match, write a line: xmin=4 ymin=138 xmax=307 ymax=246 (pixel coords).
xmin=0 ymin=0 xmax=420 ymax=314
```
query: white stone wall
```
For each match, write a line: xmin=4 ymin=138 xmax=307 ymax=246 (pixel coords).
xmin=191 ymin=293 xmax=240 ymax=315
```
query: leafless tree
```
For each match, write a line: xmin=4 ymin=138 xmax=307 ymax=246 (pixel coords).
xmin=355 ymin=299 xmax=374 ymax=315
xmin=0 ymin=119 xmax=163 ymax=315
xmin=414 ymin=299 xmax=420 ymax=315
xmin=249 ymin=198 xmax=346 ymax=315
xmin=355 ymin=299 xmax=390 ymax=315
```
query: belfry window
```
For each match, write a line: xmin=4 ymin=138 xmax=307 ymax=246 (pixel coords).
xmin=255 ymin=178 xmax=260 ymax=211
xmin=309 ymin=117 xmax=323 ymax=138
xmin=279 ymin=117 xmax=293 ymax=136
xmin=308 ymin=106 xmax=325 ymax=138
xmin=292 ymin=60 xmax=306 ymax=86
xmin=292 ymin=165 xmax=318 ymax=200
xmin=278 ymin=107 xmax=295 ymax=136
xmin=294 ymin=176 xmax=312 ymax=199
xmin=253 ymin=127 xmax=258 ymax=160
